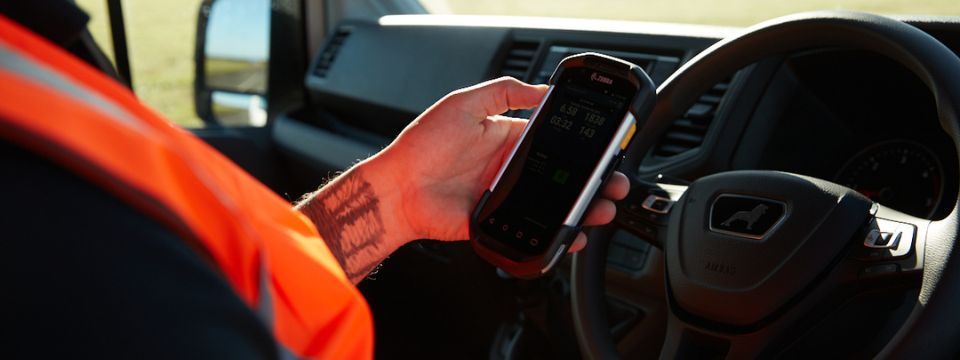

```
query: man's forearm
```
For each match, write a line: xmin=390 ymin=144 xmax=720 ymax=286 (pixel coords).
xmin=295 ymin=161 xmax=406 ymax=284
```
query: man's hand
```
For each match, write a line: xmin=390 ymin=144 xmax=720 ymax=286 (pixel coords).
xmin=298 ymin=77 xmax=629 ymax=282
xmin=371 ymin=77 xmax=629 ymax=251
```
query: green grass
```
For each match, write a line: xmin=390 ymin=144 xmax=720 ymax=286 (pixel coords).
xmin=78 ymin=0 xmax=204 ymax=128
xmin=206 ymin=58 xmax=258 ymax=76
xmin=206 ymin=58 xmax=268 ymax=93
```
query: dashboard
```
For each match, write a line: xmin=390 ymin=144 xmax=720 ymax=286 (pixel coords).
xmin=297 ymin=15 xmax=960 ymax=222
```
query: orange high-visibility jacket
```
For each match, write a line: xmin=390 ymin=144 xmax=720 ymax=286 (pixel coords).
xmin=0 ymin=15 xmax=373 ymax=359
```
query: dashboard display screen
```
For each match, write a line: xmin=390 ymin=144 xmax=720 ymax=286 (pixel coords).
xmin=479 ymin=67 xmax=636 ymax=256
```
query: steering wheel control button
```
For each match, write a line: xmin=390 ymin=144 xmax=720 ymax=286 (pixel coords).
xmin=863 ymin=229 xmax=891 ymax=248
xmin=641 ymin=194 xmax=673 ymax=214
xmin=615 ymin=183 xmax=685 ymax=244
xmin=876 ymin=232 xmax=895 ymax=247
xmin=876 ymin=218 xmax=914 ymax=253
xmin=623 ymin=189 xmax=672 ymax=223
xmin=709 ymin=194 xmax=787 ymax=240
xmin=859 ymin=263 xmax=900 ymax=279
xmin=856 ymin=218 xmax=915 ymax=259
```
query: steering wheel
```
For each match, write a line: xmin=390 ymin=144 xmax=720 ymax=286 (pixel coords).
xmin=572 ymin=11 xmax=960 ymax=359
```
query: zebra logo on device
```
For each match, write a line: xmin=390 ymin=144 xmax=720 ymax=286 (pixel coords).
xmin=710 ymin=195 xmax=786 ymax=240
xmin=590 ymin=72 xmax=613 ymax=85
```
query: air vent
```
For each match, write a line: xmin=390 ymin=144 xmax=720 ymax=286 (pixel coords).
xmin=313 ymin=27 xmax=352 ymax=78
xmin=498 ymin=40 xmax=539 ymax=79
xmin=617 ymin=55 xmax=656 ymax=73
xmin=652 ymin=76 xmax=734 ymax=158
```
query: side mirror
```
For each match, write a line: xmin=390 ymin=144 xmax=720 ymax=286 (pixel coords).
xmin=194 ymin=0 xmax=271 ymax=127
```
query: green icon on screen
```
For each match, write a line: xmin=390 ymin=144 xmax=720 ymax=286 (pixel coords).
xmin=552 ymin=169 xmax=570 ymax=184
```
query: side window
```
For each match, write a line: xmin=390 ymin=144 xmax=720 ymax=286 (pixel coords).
xmin=77 ymin=0 xmax=204 ymax=127
xmin=75 ymin=0 xmax=270 ymax=128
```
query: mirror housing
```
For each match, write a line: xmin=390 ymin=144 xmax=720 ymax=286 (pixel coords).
xmin=194 ymin=0 xmax=270 ymax=126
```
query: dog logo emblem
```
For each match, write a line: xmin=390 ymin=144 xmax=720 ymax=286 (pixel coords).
xmin=720 ymin=204 xmax=768 ymax=230
xmin=710 ymin=195 xmax=786 ymax=239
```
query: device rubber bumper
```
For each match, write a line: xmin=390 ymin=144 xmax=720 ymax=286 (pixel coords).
xmin=470 ymin=190 xmax=581 ymax=279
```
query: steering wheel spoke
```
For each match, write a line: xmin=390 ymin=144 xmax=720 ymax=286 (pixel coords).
xmin=613 ymin=175 xmax=687 ymax=248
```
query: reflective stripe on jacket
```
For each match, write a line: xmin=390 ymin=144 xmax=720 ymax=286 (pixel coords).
xmin=0 ymin=15 xmax=372 ymax=359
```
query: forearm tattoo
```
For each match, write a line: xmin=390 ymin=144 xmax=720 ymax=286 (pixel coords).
xmin=296 ymin=173 xmax=386 ymax=283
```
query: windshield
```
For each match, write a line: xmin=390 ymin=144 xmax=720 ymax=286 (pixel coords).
xmin=419 ymin=0 xmax=960 ymax=27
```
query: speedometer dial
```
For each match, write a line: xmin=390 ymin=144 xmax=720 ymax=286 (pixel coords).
xmin=835 ymin=140 xmax=943 ymax=219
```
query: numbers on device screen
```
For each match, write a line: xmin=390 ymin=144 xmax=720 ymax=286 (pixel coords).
xmin=550 ymin=115 xmax=573 ymax=130
xmin=579 ymin=113 xmax=605 ymax=138
xmin=550 ymin=103 xmax=605 ymax=138
xmin=578 ymin=126 xmax=596 ymax=138
xmin=584 ymin=113 xmax=605 ymax=126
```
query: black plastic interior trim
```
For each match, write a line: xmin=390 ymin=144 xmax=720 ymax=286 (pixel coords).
xmin=266 ymin=0 xmax=307 ymax=123
xmin=272 ymin=116 xmax=378 ymax=170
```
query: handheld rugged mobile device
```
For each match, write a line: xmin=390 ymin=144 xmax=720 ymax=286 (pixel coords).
xmin=470 ymin=53 xmax=656 ymax=279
